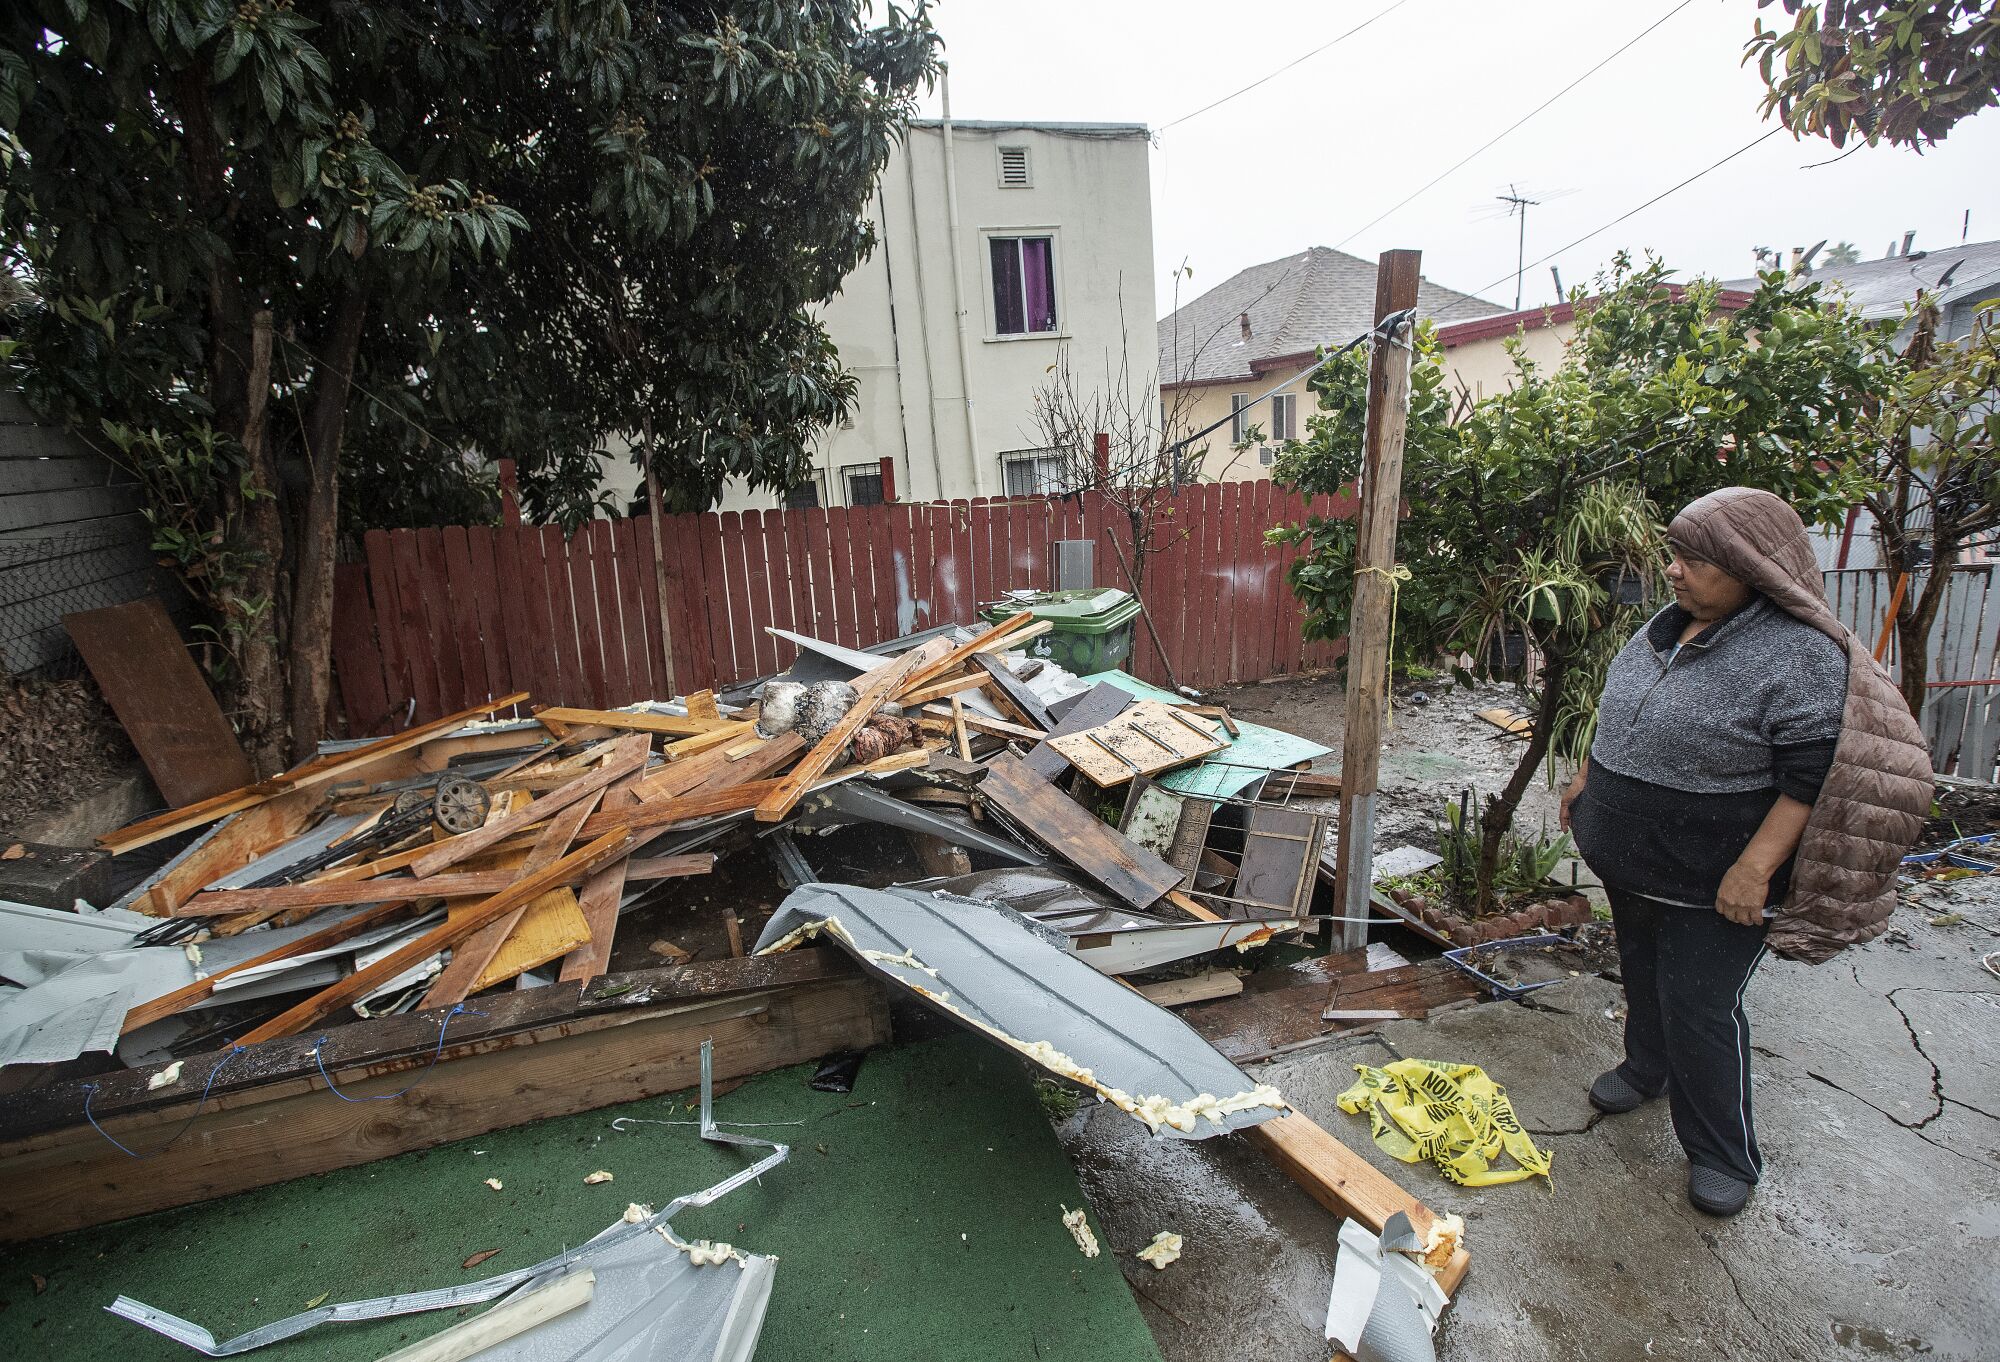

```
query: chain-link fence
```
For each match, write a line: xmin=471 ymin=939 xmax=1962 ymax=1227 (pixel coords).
xmin=0 ymin=518 xmax=183 ymax=678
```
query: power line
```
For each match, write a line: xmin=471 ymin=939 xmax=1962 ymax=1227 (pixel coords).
xmin=1158 ymin=0 xmax=1410 ymax=133
xmin=1430 ymin=126 xmax=1786 ymax=322
xmin=1332 ymin=0 xmax=1695 ymax=250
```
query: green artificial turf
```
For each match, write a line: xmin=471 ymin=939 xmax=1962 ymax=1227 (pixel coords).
xmin=0 ymin=1033 xmax=1162 ymax=1362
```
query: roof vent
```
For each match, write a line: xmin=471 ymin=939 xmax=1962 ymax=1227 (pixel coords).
xmin=1239 ymin=311 xmax=1252 ymax=341
xmin=998 ymin=146 xmax=1031 ymax=187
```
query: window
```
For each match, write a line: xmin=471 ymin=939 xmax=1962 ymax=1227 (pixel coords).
xmin=998 ymin=146 xmax=1031 ymax=187
xmin=1271 ymin=393 xmax=1296 ymax=442
xmin=1229 ymin=393 xmax=1251 ymax=445
xmin=842 ymin=463 xmax=885 ymax=506
xmin=990 ymin=235 xmax=1057 ymax=335
xmin=783 ymin=477 xmax=823 ymax=510
xmin=1259 ymin=446 xmax=1275 ymax=466
xmin=1003 ymin=452 xmax=1064 ymax=497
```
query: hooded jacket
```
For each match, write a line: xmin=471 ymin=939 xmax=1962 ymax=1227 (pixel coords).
xmin=1663 ymin=487 xmax=1931 ymax=963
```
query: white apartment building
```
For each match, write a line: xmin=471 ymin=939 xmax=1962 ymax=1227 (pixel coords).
xmin=602 ymin=118 xmax=1158 ymax=511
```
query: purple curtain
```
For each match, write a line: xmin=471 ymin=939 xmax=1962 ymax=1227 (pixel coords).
xmin=1022 ymin=237 xmax=1055 ymax=332
xmin=991 ymin=238 xmax=1024 ymax=334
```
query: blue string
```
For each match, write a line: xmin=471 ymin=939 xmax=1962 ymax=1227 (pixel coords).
xmin=312 ymin=1003 xmax=484 ymax=1102
xmin=83 ymin=1044 xmax=245 ymax=1159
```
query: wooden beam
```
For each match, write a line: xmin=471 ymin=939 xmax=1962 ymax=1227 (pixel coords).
xmin=1245 ymin=1111 xmax=1469 ymax=1298
xmin=234 ymin=830 xmax=637 ymax=1045
xmin=2 ymin=954 xmax=885 ymax=1242
xmin=409 ymin=747 xmax=645 ymax=878
xmin=532 ymin=705 xmax=725 ymax=736
xmin=98 ymin=694 xmax=529 ymax=855
xmin=632 ymin=731 xmax=800 ymax=801
xmin=1331 ymin=250 xmax=1421 ymax=954
xmin=753 ymin=642 xmax=942 ymax=822
xmin=623 ymin=852 xmax=717 ymax=881
xmin=661 ymin=719 xmax=760 ymax=760
xmin=892 ymin=610 xmax=1034 ymax=700
xmin=898 ymin=671 xmax=994 ymax=707
xmin=1135 ymin=970 xmax=1243 ymax=1007
xmin=178 ymin=870 xmax=543 ymax=916
xmin=949 ymin=695 xmax=974 ymax=761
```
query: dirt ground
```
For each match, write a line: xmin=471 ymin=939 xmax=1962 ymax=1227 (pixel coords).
xmin=1213 ymin=672 xmax=1572 ymax=857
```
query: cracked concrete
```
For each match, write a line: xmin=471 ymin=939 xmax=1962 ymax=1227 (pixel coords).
xmin=1058 ymin=879 xmax=2000 ymax=1362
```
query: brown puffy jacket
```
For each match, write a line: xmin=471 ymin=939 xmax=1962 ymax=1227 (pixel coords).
xmin=1667 ymin=487 xmax=1931 ymax=963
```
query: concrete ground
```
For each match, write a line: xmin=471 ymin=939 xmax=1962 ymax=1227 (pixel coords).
xmin=1060 ymin=878 xmax=2000 ymax=1362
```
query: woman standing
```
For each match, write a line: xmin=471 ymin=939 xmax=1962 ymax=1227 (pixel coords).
xmin=1561 ymin=487 xmax=1930 ymax=1217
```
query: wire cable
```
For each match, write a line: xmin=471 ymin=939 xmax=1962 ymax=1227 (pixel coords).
xmin=1332 ymin=0 xmax=1696 ymax=250
xmin=82 ymin=1045 xmax=245 ymax=1159
xmin=1429 ymin=126 xmax=1786 ymax=322
xmin=1159 ymin=0 xmax=1410 ymax=132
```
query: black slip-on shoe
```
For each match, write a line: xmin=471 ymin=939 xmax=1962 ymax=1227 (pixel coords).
xmin=1688 ymin=1164 xmax=1753 ymax=1217
xmin=1588 ymin=1069 xmax=1662 ymax=1115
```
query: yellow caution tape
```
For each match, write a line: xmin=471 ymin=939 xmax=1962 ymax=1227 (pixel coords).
xmin=1336 ymin=1058 xmax=1553 ymax=1188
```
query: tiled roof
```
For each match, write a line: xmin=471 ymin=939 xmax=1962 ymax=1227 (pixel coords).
xmin=1157 ymin=245 xmax=1503 ymax=386
xmin=1720 ymin=238 xmax=2000 ymax=320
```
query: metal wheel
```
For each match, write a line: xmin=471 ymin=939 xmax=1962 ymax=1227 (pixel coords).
xmin=432 ymin=774 xmax=492 ymax=835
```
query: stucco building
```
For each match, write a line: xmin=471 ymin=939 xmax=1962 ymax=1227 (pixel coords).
xmin=601 ymin=118 xmax=1158 ymax=511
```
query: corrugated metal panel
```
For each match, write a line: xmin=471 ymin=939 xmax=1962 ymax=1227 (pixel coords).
xmin=755 ymin=882 xmax=1287 ymax=1139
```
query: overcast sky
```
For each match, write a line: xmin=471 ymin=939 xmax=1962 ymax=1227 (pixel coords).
xmin=909 ymin=0 xmax=2000 ymax=319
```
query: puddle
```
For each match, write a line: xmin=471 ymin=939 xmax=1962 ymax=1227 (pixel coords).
xmin=1831 ymin=1322 xmax=1933 ymax=1356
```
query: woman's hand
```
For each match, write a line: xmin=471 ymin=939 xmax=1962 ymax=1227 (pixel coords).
xmin=1559 ymin=763 xmax=1588 ymax=832
xmin=1714 ymin=861 xmax=1770 ymax=926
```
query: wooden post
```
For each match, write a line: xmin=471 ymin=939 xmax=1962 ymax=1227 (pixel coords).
xmin=641 ymin=414 xmax=679 ymax=697
xmin=1330 ymin=250 xmax=1422 ymax=952
xmin=878 ymin=455 xmax=898 ymax=504
xmin=497 ymin=458 xmax=523 ymax=526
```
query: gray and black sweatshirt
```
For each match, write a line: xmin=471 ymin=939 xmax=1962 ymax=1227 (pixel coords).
xmin=1571 ymin=595 xmax=1848 ymax=907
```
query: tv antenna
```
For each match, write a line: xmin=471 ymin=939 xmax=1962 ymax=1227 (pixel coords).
xmin=1496 ymin=184 xmax=1540 ymax=310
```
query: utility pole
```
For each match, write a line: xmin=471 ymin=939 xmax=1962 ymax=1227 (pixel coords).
xmin=1330 ymin=250 xmax=1421 ymax=952
xmin=1496 ymin=184 xmax=1539 ymax=310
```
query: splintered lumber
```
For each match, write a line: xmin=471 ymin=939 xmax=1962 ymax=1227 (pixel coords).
xmin=925 ymin=706 xmax=1043 ymax=743
xmin=979 ymin=754 xmax=1181 ymax=909
xmin=661 ymin=719 xmax=761 ymax=760
xmin=579 ymin=748 xmax=931 ymax=839
xmin=131 ymin=786 xmax=326 ymax=917
xmin=120 ymin=898 xmax=429 ymax=1035
xmin=4 ymin=951 xmax=886 ymax=1242
xmin=99 ymin=694 xmax=530 ymax=855
xmin=892 ymin=610 xmax=1035 ymax=699
xmin=949 ymin=695 xmax=974 ymax=761
xmin=1475 ymin=707 xmax=1534 ymax=737
xmin=533 ymin=706 xmax=724 ymax=737
xmin=754 ymin=642 xmax=942 ymax=822
xmin=1245 ymin=1111 xmax=1470 ymax=1298
xmin=971 ymin=653 xmax=1054 ymax=731
xmin=420 ymin=790 xmax=605 ymax=1008
xmin=557 ymin=757 xmax=654 ymax=986
xmin=177 ymin=870 xmax=537 ymax=916
xmin=64 ymin=597 xmax=255 ymax=808
xmin=633 ymin=731 xmax=801 ymax=802
xmin=972 ymin=617 xmax=1053 ymax=653
xmin=898 ymin=672 xmax=996 ymax=707
xmin=410 ymin=746 xmax=646 ymax=878
xmin=685 ymin=690 xmax=721 ymax=721
xmin=234 ymin=830 xmax=636 ymax=1045
xmin=624 ymin=853 xmax=717 ymax=881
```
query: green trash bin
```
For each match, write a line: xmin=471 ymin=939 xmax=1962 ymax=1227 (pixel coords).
xmin=981 ymin=588 xmax=1142 ymax=675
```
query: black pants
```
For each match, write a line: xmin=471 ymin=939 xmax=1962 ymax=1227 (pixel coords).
xmin=1608 ymin=887 xmax=1770 ymax=1183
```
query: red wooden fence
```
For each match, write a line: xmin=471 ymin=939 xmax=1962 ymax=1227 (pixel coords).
xmin=329 ymin=482 xmax=1355 ymax=735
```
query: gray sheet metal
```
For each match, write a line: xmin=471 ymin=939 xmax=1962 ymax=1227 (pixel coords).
xmin=0 ymin=901 xmax=193 ymax=1067
xmin=798 ymin=782 xmax=1045 ymax=866
xmin=207 ymin=813 xmax=372 ymax=889
xmin=108 ymin=1041 xmax=785 ymax=1356
xmin=755 ymin=883 xmax=1286 ymax=1139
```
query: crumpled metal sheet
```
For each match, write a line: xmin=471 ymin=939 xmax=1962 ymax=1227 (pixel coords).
xmin=754 ymin=882 xmax=1287 ymax=1139
xmin=923 ymin=867 xmax=1296 ymax=974
xmin=107 ymin=1041 xmax=784 ymax=1357
xmin=0 ymin=900 xmax=192 ymax=1067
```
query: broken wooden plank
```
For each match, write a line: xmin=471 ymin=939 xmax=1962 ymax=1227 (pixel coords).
xmin=410 ymin=747 xmax=645 ymax=877
xmin=898 ymin=671 xmax=995 ymax=707
xmin=235 ymin=830 xmax=636 ymax=1045
xmin=131 ymin=786 xmax=327 ymax=918
xmin=891 ymin=610 xmax=1035 ymax=699
xmin=1475 ymin=707 xmax=1534 ymax=737
xmin=1267 ymin=769 xmax=1341 ymax=799
xmin=753 ymin=642 xmax=943 ymax=823
xmin=533 ymin=705 xmax=724 ymax=736
xmin=979 ymin=754 xmax=1181 ymax=910
xmin=3 ymin=952 xmax=885 ymax=1243
xmin=98 ymin=694 xmax=530 ymax=855
xmin=179 ymin=870 xmax=546 ymax=916
xmin=684 ymin=690 xmax=721 ymax=721
xmin=1136 ymin=970 xmax=1243 ymax=1007
xmin=623 ymin=852 xmax=717 ymax=881
xmin=949 ymin=695 xmax=974 ymax=762
xmin=420 ymin=789 xmax=606 ymax=1007
xmin=64 ymin=597 xmax=253 ymax=808
xmin=634 ymin=730 xmax=800 ymax=801
xmin=1245 ymin=1112 xmax=1469 ymax=1297
xmin=971 ymin=652 xmax=1054 ymax=731
xmin=1023 ymin=681 xmax=1135 ymax=779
